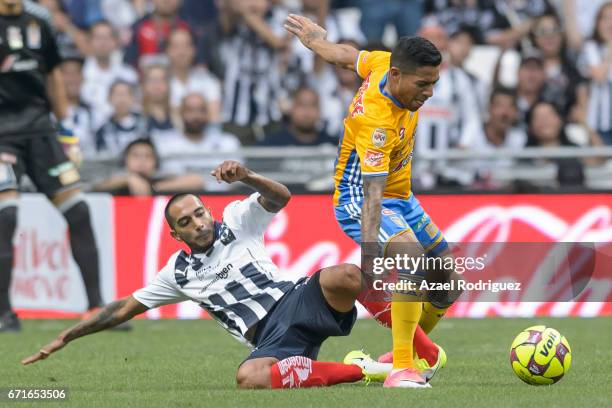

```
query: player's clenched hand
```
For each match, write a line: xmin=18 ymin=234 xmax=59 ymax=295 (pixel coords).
xmin=284 ymin=14 xmax=327 ymax=49
xmin=21 ymin=337 xmax=67 ymax=365
xmin=210 ymin=161 xmax=250 ymax=184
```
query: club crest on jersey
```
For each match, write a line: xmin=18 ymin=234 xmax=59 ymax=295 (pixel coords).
xmin=371 ymin=128 xmax=387 ymax=148
xmin=218 ymin=223 xmax=236 ymax=245
xmin=7 ymin=26 xmax=23 ymax=49
xmin=399 ymin=127 xmax=406 ymax=141
xmin=27 ymin=21 xmax=41 ymax=49
xmin=364 ymin=149 xmax=384 ymax=167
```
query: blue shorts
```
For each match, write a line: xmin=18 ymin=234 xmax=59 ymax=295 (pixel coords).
xmin=334 ymin=195 xmax=448 ymax=256
xmin=245 ymin=271 xmax=357 ymax=362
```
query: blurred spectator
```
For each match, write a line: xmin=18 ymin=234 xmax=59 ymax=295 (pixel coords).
xmin=39 ymin=0 xmax=90 ymax=56
xmin=60 ymin=57 xmax=97 ymax=157
xmin=414 ymin=24 xmax=483 ymax=188
xmin=424 ymin=0 xmax=491 ymax=43
xmin=155 ymin=93 xmax=241 ymax=191
xmin=260 ymin=87 xmax=337 ymax=146
xmin=124 ymin=0 xmax=190 ymax=68
xmin=579 ymin=2 xmax=612 ymax=145
xmin=81 ymin=21 xmax=138 ymax=128
xmin=526 ymin=101 xmax=585 ymax=185
xmin=506 ymin=54 xmax=547 ymax=127
xmin=529 ymin=12 xmax=587 ymax=120
xmin=562 ymin=0 xmax=608 ymax=49
xmin=201 ymin=0 xmax=289 ymax=143
xmin=101 ymin=0 xmax=149 ymax=42
xmin=95 ymin=81 xmax=146 ymax=156
xmin=166 ymin=28 xmax=221 ymax=124
xmin=93 ymin=138 xmax=205 ymax=195
xmin=63 ymin=0 xmax=104 ymax=29
xmin=179 ymin=0 xmax=218 ymax=40
xmin=527 ymin=101 xmax=602 ymax=168
xmin=483 ymin=0 xmax=554 ymax=50
xmin=141 ymin=64 xmax=178 ymax=139
xmin=447 ymin=25 xmax=485 ymax=111
xmin=358 ymin=0 xmax=423 ymax=43
xmin=466 ymin=87 xmax=526 ymax=186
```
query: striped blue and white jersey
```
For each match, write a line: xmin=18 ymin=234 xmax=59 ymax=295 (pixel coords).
xmin=132 ymin=193 xmax=295 ymax=347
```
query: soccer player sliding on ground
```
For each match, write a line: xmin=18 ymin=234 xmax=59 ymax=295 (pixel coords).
xmin=22 ymin=161 xmax=391 ymax=389
xmin=285 ymin=14 xmax=463 ymax=388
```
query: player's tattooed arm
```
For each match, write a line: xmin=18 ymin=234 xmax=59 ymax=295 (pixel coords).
xmin=284 ymin=14 xmax=359 ymax=70
xmin=361 ymin=176 xmax=387 ymax=277
xmin=21 ymin=297 xmax=148 ymax=365
xmin=211 ymin=161 xmax=291 ymax=212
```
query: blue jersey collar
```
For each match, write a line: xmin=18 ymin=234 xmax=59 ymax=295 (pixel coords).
xmin=379 ymin=71 xmax=406 ymax=109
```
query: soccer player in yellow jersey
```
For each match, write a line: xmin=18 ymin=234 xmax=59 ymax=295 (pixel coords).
xmin=286 ymin=14 xmax=460 ymax=388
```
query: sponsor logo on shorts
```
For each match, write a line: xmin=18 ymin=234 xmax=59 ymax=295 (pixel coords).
xmin=425 ymin=222 xmax=439 ymax=239
xmin=364 ymin=149 xmax=384 ymax=168
xmin=415 ymin=214 xmax=428 ymax=231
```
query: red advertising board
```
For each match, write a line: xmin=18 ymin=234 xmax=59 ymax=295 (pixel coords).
xmin=113 ymin=194 xmax=612 ymax=318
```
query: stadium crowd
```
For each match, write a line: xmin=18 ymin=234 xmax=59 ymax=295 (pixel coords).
xmin=23 ymin=0 xmax=612 ymax=193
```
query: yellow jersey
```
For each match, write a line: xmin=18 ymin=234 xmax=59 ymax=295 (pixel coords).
xmin=333 ymin=50 xmax=418 ymax=207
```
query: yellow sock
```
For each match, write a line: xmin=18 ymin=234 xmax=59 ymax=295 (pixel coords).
xmin=391 ymin=293 xmax=422 ymax=369
xmin=419 ymin=302 xmax=449 ymax=334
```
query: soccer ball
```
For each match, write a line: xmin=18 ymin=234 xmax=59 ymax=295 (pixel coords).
xmin=509 ymin=325 xmax=572 ymax=385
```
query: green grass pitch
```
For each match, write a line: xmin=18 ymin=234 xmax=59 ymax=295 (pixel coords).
xmin=2 ymin=317 xmax=610 ymax=407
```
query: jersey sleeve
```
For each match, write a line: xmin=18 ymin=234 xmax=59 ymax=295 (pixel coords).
xmin=355 ymin=125 xmax=397 ymax=177
xmin=355 ymin=50 xmax=391 ymax=79
xmin=222 ymin=193 xmax=276 ymax=237
xmin=132 ymin=255 xmax=188 ymax=309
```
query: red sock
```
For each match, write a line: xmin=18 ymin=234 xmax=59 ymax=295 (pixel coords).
xmin=413 ymin=325 xmax=439 ymax=366
xmin=269 ymin=356 xmax=363 ymax=388
xmin=357 ymin=291 xmax=392 ymax=328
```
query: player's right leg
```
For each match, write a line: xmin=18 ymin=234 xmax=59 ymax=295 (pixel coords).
xmin=0 ymin=189 xmax=19 ymax=332
xmin=0 ymin=147 xmax=21 ymax=332
xmin=382 ymin=229 xmax=431 ymax=388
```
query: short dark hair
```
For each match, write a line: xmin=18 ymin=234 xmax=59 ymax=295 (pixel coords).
xmin=164 ymin=193 xmax=202 ymax=228
xmin=122 ymin=138 xmax=160 ymax=170
xmin=89 ymin=19 xmax=116 ymax=35
xmin=390 ymin=36 xmax=442 ymax=73
xmin=490 ymin=86 xmax=517 ymax=105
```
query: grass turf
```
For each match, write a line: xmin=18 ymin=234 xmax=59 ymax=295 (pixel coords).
xmin=1 ymin=317 xmax=610 ymax=407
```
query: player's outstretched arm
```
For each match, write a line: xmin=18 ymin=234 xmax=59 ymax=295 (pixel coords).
xmin=284 ymin=14 xmax=359 ymax=70
xmin=21 ymin=296 xmax=148 ymax=366
xmin=211 ymin=160 xmax=291 ymax=212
